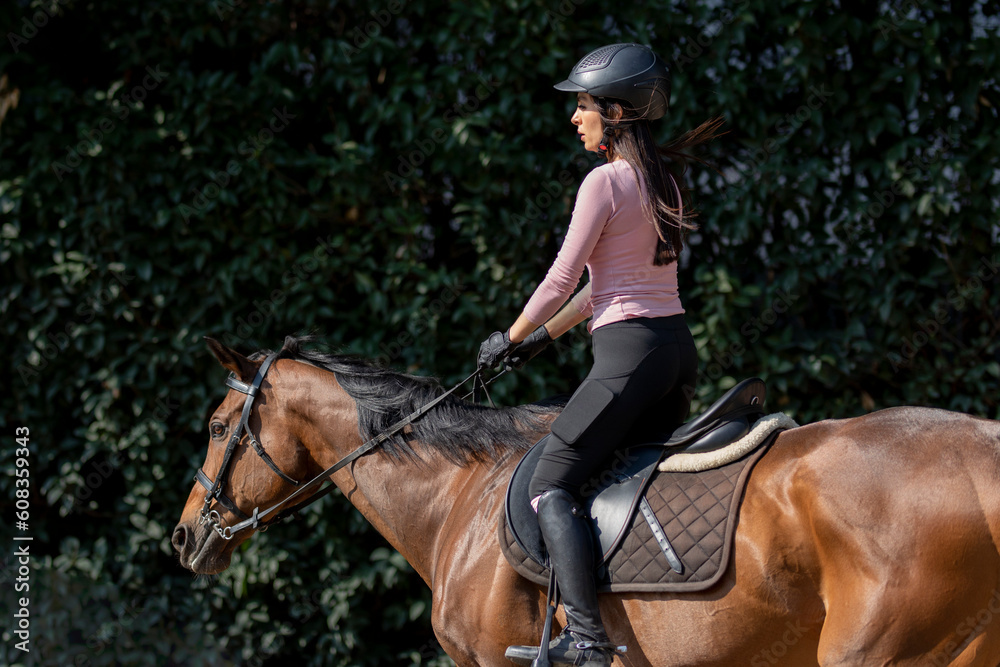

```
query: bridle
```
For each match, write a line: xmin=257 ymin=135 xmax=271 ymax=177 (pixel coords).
xmin=196 ymin=351 xmax=290 ymax=540
xmin=196 ymin=351 xmax=496 ymax=540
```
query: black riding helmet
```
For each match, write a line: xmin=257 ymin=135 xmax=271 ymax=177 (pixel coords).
xmin=554 ymin=43 xmax=671 ymax=120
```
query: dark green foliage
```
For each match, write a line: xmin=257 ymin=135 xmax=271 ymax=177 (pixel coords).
xmin=1 ymin=0 xmax=997 ymax=664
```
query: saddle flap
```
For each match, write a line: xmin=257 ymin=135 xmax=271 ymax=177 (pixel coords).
xmin=505 ymin=439 xmax=663 ymax=568
xmin=586 ymin=446 xmax=662 ymax=563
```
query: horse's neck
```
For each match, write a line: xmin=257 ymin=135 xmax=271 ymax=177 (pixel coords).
xmin=294 ymin=363 xmax=545 ymax=585
xmin=342 ymin=449 xmax=498 ymax=585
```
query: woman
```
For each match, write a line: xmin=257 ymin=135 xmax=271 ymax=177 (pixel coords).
xmin=478 ymin=43 xmax=723 ymax=665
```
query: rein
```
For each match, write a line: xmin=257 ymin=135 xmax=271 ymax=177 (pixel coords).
xmin=196 ymin=352 xmax=499 ymax=540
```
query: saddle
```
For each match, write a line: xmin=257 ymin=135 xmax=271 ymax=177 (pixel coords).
xmin=504 ymin=378 xmax=767 ymax=579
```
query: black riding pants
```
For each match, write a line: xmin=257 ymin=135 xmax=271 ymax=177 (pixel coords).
xmin=528 ymin=314 xmax=698 ymax=501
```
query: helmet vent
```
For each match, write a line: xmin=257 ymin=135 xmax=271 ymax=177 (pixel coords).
xmin=577 ymin=44 xmax=628 ymax=71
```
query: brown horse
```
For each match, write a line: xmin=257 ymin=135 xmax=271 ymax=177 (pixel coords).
xmin=173 ymin=336 xmax=1000 ymax=666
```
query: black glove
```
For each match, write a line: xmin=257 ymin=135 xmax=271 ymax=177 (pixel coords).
xmin=477 ymin=330 xmax=515 ymax=370
xmin=505 ymin=325 xmax=553 ymax=370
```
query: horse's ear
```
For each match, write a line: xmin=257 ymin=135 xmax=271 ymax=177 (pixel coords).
xmin=204 ymin=337 xmax=258 ymax=382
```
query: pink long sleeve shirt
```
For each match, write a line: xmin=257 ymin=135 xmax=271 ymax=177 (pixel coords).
xmin=523 ymin=159 xmax=684 ymax=332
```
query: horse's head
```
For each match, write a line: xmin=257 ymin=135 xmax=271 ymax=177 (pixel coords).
xmin=172 ymin=338 xmax=313 ymax=574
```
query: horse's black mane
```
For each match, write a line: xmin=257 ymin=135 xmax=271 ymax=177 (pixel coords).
xmin=259 ymin=335 xmax=562 ymax=464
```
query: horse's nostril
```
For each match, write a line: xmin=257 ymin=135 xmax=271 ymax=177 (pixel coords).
xmin=171 ymin=525 xmax=188 ymax=553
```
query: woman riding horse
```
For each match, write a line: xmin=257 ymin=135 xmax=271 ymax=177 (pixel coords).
xmin=477 ymin=43 xmax=724 ymax=665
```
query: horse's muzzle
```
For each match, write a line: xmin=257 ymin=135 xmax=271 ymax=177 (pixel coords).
xmin=172 ymin=521 xmax=231 ymax=574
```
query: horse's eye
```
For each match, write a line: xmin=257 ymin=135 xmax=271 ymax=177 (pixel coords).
xmin=210 ymin=423 xmax=226 ymax=438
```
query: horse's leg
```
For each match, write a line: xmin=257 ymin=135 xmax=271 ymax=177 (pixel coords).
xmin=431 ymin=550 xmax=553 ymax=666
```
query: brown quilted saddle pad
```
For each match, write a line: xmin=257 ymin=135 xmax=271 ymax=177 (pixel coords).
xmin=498 ymin=432 xmax=777 ymax=593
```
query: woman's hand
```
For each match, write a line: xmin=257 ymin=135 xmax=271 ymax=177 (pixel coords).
xmin=477 ymin=330 xmax=515 ymax=370
xmin=506 ymin=325 xmax=553 ymax=369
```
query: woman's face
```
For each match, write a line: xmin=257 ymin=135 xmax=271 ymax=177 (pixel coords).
xmin=571 ymin=93 xmax=604 ymax=153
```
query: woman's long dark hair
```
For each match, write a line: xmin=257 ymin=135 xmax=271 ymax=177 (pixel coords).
xmin=596 ymin=98 xmax=725 ymax=265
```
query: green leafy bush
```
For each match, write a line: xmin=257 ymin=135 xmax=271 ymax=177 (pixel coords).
xmin=1 ymin=0 xmax=997 ymax=664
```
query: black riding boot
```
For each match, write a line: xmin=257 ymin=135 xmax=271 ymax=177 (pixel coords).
xmin=505 ymin=489 xmax=621 ymax=666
